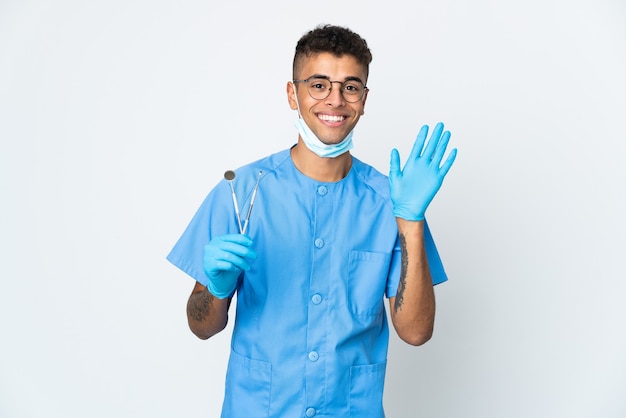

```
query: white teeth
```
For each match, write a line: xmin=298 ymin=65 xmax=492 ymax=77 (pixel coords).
xmin=318 ymin=114 xmax=345 ymax=122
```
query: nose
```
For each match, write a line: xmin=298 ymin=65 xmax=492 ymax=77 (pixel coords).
xmin=325 ymin=81 xmax=346 ymax=106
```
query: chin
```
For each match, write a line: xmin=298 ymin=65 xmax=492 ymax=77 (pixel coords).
xmin=320 ymin=135 xmax=348 ymax=145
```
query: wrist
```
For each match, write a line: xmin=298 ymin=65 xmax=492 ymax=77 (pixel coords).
xmin=396 ymin=217 xmax=425 ymax=239
xmin=391 ymin=205 xmax=426 ymax=222
xmin=206 ymin=277 xmax=237 ymax=300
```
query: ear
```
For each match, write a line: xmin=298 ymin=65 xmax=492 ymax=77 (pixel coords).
xmin=359 ymin=88 xmax=369 ymax=115
xmin=287 ymin=82 xmax=298 ymax=110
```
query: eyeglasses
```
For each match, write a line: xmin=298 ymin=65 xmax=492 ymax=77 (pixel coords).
xmin=293 ymin=76 xmax=368 ymax=103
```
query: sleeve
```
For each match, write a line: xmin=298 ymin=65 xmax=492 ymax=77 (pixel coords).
xmin=166 ymin=181 xmax=239 ymax=286
xmin=423 ymin=220 xmax=448 ymax=285
xmin=386 ymin=219 xmax=448 ymax=298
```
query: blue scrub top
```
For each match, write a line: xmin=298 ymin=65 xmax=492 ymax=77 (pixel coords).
xmin=167 ymin=148 xmax=447 ymax=418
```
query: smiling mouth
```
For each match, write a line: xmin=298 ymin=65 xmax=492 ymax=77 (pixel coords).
xmin=318 ymin=114 xmax=346 ymax=123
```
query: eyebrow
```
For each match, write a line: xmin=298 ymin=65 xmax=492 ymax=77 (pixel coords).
xmin=307 ymin=74 xmax=365 ymax=84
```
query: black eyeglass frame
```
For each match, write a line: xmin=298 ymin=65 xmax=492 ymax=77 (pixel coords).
xmin=292 ymin=76 xmax=369 ymax=103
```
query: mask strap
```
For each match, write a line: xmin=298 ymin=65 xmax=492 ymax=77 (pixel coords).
xmin=292 ymin=82 xmax=303 ymax=118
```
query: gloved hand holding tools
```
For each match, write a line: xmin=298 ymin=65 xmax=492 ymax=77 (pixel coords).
xmin=203 ymin=234 xmax=257 ymax=299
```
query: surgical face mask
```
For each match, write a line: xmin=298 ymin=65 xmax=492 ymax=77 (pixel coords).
xmin=293 ymin=84 xmax=354 ymax=158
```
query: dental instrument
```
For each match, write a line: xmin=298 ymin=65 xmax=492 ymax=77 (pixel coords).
xmin=242 ymin=171 xmax=262 ymax=234
xmin=224 ymin=170 xmax=262 ymax=234
xmin=224 ymin=170 xmax=243 ymax=233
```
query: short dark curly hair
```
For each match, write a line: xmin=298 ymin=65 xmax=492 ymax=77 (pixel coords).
xmin=292 ymin=24 xmax=373 ymax=79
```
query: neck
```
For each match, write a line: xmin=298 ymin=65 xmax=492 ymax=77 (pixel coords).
xmin=291 ymin=139 xmax=352 ymax=182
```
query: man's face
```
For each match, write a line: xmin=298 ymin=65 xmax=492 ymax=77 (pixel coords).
xmin=288 ymin=52 xmax=368 ymax=145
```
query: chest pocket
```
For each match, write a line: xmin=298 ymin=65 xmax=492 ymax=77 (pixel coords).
xmin=348 ymin=250 xmax=391 ymax=317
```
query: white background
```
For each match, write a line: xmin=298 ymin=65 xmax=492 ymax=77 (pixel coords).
xmin=1 ymin=0 xmax=625 ymax=417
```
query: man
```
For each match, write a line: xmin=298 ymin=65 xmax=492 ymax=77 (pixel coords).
xmin=167 ymin=24 xmax=456 ymax=418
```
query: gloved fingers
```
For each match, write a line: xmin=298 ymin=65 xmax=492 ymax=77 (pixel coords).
xmin=216 ymin=233 xmax=253 ymax=247
xmin=219 ymin=240 xmax=257 ymax=256
xmin=205 ymin=245 xmax=253 ymax=272
xmin=422 ymin=122 xmax=445 ymax=161
xmin=215 ymin=234 xmax=257 ymax=257
xmin=389 ymin=148 xmax=402 ymax=180
xmin=438 ymin=147 xmax=458 ymax=178
xmin=213 ymin=256 xmax=250 ymax=273
xmin=430 ymin=129 xmax=451 ymax=167
xmin=209 ymin=241 xmax=257 ymax=262
xmin=205 ymin=234 xmax=257 ymax=270
xmin=406 ymin=124 xmax=429 ymax=163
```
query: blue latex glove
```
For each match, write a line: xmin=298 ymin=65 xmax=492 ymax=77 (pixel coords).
xmin=203 ymin=234 xmax=257 ymax=299
xmin=389 ymin=122 xmax=457 ymax=221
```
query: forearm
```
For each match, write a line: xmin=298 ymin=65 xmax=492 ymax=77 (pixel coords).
xmin=187 ymin=282 xmax=230 ymax=340
xmin=390 ymin=218 xmax=436 ymax=346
